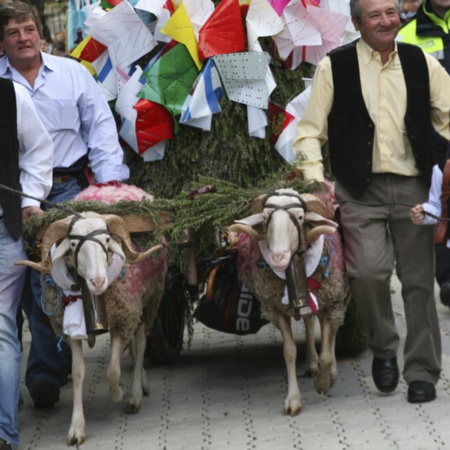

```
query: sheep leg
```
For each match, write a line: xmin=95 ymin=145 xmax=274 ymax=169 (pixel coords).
xmin=108 ymin=333 xmax=124 ymax=403
xmin=127 ymin=323 xmax=149 ymax=413
xmin=68 ymin=339 xmax=86 ymax=446
xmin=314 ymin=317 xmax=336 ymax=394
xmin=303 ymin=314 xmax=319 ymax=377
xmin=276 ymin=315 xmax=301 ymax=416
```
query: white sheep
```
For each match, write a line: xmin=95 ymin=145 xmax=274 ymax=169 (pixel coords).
xmin=228 ymin=188 xmax=350 ymax=415
xmin=16 ymin=184 xmax=168 ymax=446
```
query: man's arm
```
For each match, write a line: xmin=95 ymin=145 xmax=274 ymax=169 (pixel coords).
xmin=292 ymin=56 xmax=335 ymax=182
xmin=15 ymin=82 xmax=54 ymax=213
xmin=77 ymin=65 xmax=130 ymax=183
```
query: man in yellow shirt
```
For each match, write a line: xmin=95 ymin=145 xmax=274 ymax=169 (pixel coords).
xmin=293 ymin=0 xmax=450 ymax=403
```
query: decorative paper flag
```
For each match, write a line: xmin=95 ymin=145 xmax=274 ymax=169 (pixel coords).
xmin=138 ymin=44 xmax=199 ymax=116
xmin=180 ymin=58 xmax=222 ymax=130
xmin=320 ymin=0 xmax=353 ymax=32
xmin=247 ymin=105 xmax=267 ymax=138
xmin=184 ymin=0 xmax=214 ymax=34
xmin=213 ymin=52 xmax=271 ymax=109
xmin=115 ymin=65 xmax=144 ymax=121
xmin=161 ymin=2 xmax=202 ymax=70
xmin=246 ymin=0 xmax=284 ymax=38
xmin=302 ymin=4 xmax=349 ymax=65
xmin=91 ymin=50 xmax=118 ymax=101
xmin=133 ymin=98 xmax=175 ymax=153
xmin=79 ymin=36 xmax=108 ymax=62
xmin=269 ymin=100 xmax=296 ymax=162
xmin=153 ymin=8 xmax=172 ymax=43
xmin=272 ymin=0 xmax=322 ymax=61
xmin=198 ymin=0 xmax=246 ymax=60
xmin=70 ymin=36 xmax=96 ymax=75
xmin=134 ymin=0 xmax=167 ymax=16
xmin=272 ymin=82 xmax=312 ymax=162
xmin=121 ymin=113 xmax=167 ymax=161
xmin=88 ymin=1 xmax=157 ymax=67
xmin=268 ymin=0 xmax=290 ymax=16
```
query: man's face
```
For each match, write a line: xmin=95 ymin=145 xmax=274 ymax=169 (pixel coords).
xmin=0 ymin=18 xmax=41 ymax=66
xmin=352 ymin=0 xmax=401 ymax=53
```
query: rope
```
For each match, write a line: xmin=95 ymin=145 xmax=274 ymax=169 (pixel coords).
xmin=333 ymin=199 xmax=449 ymax=222
xmin=0 ymin=182 xmax=82 ymax=218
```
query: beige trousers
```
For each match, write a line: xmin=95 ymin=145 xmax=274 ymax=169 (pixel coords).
xmin=336 ymin=174 xmax=441 ymax=385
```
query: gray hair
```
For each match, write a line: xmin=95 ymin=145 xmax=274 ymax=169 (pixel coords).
xmin=350 ymin=0 xmax=400 ymax=24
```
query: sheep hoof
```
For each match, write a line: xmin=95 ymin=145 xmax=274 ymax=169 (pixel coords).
xmin=127 ymin=401 xmax=141 ymax=414
xmin=68 ymin=430 xmax=85 ymax=447
xmin=314 ymin=376 xmax=331 ymax=394
xmin=284 ymin=399 xmax=301 ymax=416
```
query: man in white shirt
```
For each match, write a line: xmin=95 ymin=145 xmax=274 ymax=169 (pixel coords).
xmin=0 ymin=1 xmax=130 ymax=410
xmin=0 ymin=78 xmax=53 ymax=450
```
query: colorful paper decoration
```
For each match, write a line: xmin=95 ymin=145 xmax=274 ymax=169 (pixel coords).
xmin=134 ymin=98 xmax=174 ymax=153
xmin=198 ymin=0 xmax=246 ymax=60
xmin=138 ymin=43 xmax=199 ymax=116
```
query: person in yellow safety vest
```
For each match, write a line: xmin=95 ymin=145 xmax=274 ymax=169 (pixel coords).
xmin=397 ymin=0 xmax=450 ymax=308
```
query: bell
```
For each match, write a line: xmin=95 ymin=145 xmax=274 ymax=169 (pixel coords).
xmin=80 ymin=278 xmax=109 ymax=348
xmin=285 ymin=254 xmax=309 ymax=321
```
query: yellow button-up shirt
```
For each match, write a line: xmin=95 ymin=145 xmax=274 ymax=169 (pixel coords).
xmin=293 ymin=39 xmax=450 ymax=182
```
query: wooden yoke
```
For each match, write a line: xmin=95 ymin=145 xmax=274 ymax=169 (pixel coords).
xmin=435 ymin=159 xmax=450 ymax=245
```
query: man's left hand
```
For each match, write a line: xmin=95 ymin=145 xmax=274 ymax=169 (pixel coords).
xmin=22 ymin=206 xmax=44 ymax=221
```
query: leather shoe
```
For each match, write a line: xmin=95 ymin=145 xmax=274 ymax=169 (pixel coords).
xmin=0 ymin=438 xmax=11 ymax=450
xmin=440 ymin=282 xmax=450 ymax=307
xmin=407 ymin=381 xmax=436 ymax=403
xmin=372 ymin=356 xmax=399 ymax=393
xmin=30 ymin=379 xmax=60 ymax=410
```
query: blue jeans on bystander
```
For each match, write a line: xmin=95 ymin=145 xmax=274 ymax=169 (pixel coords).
xmin=0 ymin=220 xmax=27 ymax=450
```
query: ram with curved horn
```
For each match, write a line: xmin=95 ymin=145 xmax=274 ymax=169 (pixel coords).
xmin=16 ymin=184 xmax=169 ymax=447
xmin=227 ymin=188 xmax=350 ymax=416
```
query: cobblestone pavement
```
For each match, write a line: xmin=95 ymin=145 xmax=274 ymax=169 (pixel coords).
xmin=17 ymin=274 xmax=450 ymax=450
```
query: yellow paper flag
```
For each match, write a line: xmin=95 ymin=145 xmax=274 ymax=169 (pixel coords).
xmin=161 ymin=3 xmax=203 ymax=71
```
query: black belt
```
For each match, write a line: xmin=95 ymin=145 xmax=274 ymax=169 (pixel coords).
xmin=53 ymin=174 xmax=73 ymax=184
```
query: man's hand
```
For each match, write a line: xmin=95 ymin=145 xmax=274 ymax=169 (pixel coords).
xmin=22 ymin=206 xmax=44 ymax=221
xmin=410 ymin=204 xmax=425 ymax=224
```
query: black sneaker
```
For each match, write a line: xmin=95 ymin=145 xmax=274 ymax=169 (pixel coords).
xmin=30 ymin=379 xmax=60 ymax=410
xmin=0 ymin=438 xmax=12 ymax=450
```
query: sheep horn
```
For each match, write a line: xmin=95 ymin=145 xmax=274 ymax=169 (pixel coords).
xmin=300 ymin=193 xmax=328 ymax=217
xmin=305 ymin=225 xmax=337 ymax=243
xmin=15 ymin=216 xmax=74 ymax=272
xmin=102 ymin=214 xmax=163 ymax=264
xmin=304 ymin=211 xmax=338 ymax=227
xmin=228 ymin=223 xmax=264 ymax=241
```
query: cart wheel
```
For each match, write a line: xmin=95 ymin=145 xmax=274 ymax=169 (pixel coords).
xmin=145 ymin=269 xmax=187 ymax=364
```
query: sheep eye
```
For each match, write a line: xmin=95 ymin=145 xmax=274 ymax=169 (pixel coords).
xmin=106 ymin=237 xmax=110 ymax=244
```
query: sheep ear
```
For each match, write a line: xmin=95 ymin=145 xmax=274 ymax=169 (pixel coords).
xmin=234 ymin=212 xmax=264 ymax=227
xmin=52 ymin=238 xmax=71 ymax=263
xmin=108 ymin=238 xmax=126 ymax=262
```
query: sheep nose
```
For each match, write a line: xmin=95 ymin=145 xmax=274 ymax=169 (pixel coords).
xmin=90 ymin=277 xmax=106 ymax=289
xmin=271 ymin=253 xmax=284 ymax=263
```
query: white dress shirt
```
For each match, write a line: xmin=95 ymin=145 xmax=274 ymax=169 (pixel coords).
xmin=422 ymin=164 xmax=444 ymax=226
xmin=0 ymin=52 xmax=129 ymax=183
xmin=0 ymin=82 xmax=53 ymax=216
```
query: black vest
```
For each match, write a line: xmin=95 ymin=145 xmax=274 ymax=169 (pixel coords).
xmin=0 ymin=78 xmax=22 ymax=240
xmin=328 ymin=40 xmax=434 ymax=198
